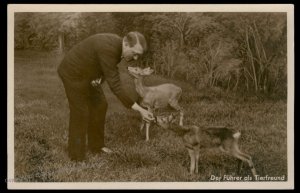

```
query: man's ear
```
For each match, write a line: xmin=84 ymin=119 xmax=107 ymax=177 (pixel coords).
xmin=123 ymin=36 xmax=131 ymax=47
xmin=123 ymin=40 xmax=129 ymax=47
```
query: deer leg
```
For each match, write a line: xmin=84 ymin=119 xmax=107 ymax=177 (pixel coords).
xmin=169 ymin=101 xmax=184 ymax=126
xmin=233 ymin=144 xmax=257 ymax=175
xmin=237 ymin=159 xmax=243 ymax=175
xmin=145 ymin=122 xmax=151 ymax=141
xmin=188 ymin=149 xmax=196 ymax=174
xmin=179 ymin=110 xmax=184 ymax=126
xmin=144 ymin=107 xmax=153 ymax=141
xmin=231 ymin=147 xmax=257 ymax=178
xmin=140 ymin=119 xmax=145 ymax=131
xmin=220 ymin=144 xmax=257 ymax=178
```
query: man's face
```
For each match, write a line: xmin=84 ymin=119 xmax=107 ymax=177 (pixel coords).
xmin=122 ymin=42 xmax=144 ymax=62
xmin=122 ymin=33 xmax=145 ymax=62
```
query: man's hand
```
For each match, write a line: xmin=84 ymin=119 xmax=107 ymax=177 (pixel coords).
xmin=91 ymin=78 xmax=102 ymax=87
xmin=131 ymin=103 xmax=154 ymax=122
xmin=140 ymin=108 xmax=155 ymax=123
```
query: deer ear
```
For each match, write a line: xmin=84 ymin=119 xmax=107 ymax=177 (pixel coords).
xmin=141 ymin=68 xmax=147 ymax=75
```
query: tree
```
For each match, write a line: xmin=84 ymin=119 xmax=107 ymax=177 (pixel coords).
xmin=28 ymin=13 xmax=82 ymax=52
xmin=15 ymin=13 xmax=35 ymax=49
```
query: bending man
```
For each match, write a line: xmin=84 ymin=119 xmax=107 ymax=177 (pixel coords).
xmin=57 ymin=32 xmax=154 ymax=161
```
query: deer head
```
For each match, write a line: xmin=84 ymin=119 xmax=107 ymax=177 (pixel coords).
xmin=127 ymin=66 xmax=154 ymax=79
xmin=156 ymin=113 xmax=178 ymax=129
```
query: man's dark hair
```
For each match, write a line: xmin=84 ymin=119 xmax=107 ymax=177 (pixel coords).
xmin=125 ymin=31 xmax=147 ymax=52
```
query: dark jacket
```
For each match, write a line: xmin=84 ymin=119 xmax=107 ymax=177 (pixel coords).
xmin=58 ymin=33 xmax=134 ymax=108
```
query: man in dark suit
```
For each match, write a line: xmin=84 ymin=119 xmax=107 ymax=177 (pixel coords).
xmin=57 ymin=32 xmax=154 ymax=161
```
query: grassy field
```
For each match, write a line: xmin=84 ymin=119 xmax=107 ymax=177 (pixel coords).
xmin=13 ymin=50 xmax=287 ymax=182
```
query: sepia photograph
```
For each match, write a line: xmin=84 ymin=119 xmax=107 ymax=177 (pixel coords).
xmin=7 ymin=4 xmax=294 ymax=189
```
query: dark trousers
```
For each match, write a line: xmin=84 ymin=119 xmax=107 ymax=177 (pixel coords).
xmin=59 ymin=74 xmax=108 ymax=160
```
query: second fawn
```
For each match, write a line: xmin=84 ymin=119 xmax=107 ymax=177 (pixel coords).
xmin=156 ymin=114 xmax=257 ymax=178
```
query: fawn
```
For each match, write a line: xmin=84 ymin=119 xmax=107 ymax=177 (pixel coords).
xmin=156 ymin=114 xmax=257 ymax=178
xmin=127 ymin=66 xmax=184 ymax=141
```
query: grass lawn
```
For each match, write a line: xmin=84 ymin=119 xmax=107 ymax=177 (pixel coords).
xmin=13 ymin=50 xmax=288 ymax=182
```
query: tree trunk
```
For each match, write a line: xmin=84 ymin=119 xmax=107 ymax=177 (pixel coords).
xmin=180 ymin=33 xmax=184 ymax=48
xmin=58 ymin=33 xmax=64 ymax=53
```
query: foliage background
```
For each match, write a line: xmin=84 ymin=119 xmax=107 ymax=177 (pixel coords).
xmin=14 ymin=12 xmax=287 ymax=96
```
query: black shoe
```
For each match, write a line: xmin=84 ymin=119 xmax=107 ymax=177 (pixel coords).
xmin=69 ymin=152 xmax=85 ymax=162
xmin=89 ymin=147 xmax=113 ymax=155
xmin=100 ymin=147 xmax=113 ymax=154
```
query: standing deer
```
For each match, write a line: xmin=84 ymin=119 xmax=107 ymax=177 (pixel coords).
xmin=127 ymin=66 xmax=184 ymax=141
xmin=155 ymin=114 xmax=257 ymax=178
